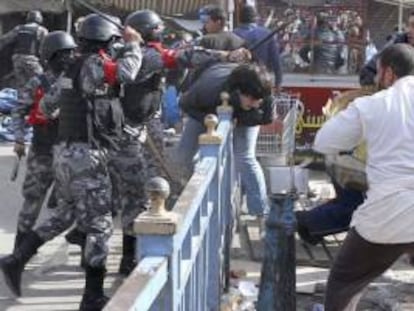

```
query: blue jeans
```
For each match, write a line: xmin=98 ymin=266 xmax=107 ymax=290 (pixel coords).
xmin=175 ymin=117 xmax=205 ymax=176
xmin=162 ymin=85 xmax=181 ymax=128
xmin=175 ymin=117 xmax=268 ymax=216
xmin=233 ymin=125 xmax=269 ymax=216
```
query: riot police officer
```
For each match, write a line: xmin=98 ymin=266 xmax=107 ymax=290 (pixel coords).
xmin=1 ymin=14 xmax=143 ymax=311
xmin=106 ymin=9 xmax=251 ymax=277
xmin=0 ymin=10 xmax=48 ymax=92
xmin=10 ymin=30 xmax=77 ymax=250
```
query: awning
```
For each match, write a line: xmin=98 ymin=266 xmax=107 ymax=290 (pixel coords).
xmin=89 ymin=0 xmax=218 ymax=15
xmin=0 ymin=0 xmax=66 ymax=14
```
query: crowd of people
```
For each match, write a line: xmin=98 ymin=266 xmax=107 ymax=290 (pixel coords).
xmin=267 ymin=7 xmax=372 ymax=74
xmin=0 ymin=2 xmax=414 ymax=311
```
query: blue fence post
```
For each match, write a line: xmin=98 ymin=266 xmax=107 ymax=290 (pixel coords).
xmin=134 ymin=177 xmax=180 ymax=311
xmin=257 ymin=193 xmax=297 ymax=310
xmin=198 ymin=113 xmax=223 ymax=310
xmin=216 ymin=92 xmax=234 ymax=291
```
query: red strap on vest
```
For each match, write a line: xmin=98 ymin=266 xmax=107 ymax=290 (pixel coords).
xmin=27 ymin=87 xmax=48 ymax=126
xmin=99 ymin=49 xmax=118 ymax=86
xmin=147 ymin=42 xmax=178 ymax=69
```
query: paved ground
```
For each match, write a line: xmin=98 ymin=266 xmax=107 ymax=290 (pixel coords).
xmin=0 ymin=145 xmax=124 ymax=311
xmin=1 ymin=144 xmax=413 ymax=311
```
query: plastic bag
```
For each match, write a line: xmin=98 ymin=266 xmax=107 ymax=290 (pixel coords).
xmin=0 ymin=116 xmax=32 ymax=142
xmin=0 ymin=88 xmax=18 ymax=114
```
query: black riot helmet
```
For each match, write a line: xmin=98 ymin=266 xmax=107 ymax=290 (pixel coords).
xmin=125 ymin=10 xmax=163 ymax=41
xmin=40 ymin=31 xmax=77 ymax=62
xmin=78 ymin=13 xmax=122 ymax=42
xmin=26 ymin=10 xmax=43 ymax=24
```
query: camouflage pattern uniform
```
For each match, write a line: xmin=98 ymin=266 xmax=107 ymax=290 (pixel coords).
xmin=108 ymin=129 xmax=148 ymax=236
xmin=0 ymin=23 xmax=48 ymax=91
xmin=37 ymin=42 xmax=143 ymax=267
xmin=11 ymin=71 xmax=58 ymax=233
xmin=144 ymin=117 xmax=165 ymax=179
xmin=36 ymin=143 xmax=113 ymax=267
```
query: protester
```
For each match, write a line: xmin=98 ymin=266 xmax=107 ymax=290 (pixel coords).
xmin=314 ymin=43 xmax=414 ymax=310
xmin=234 ymin=5 xmax=283 ymax=91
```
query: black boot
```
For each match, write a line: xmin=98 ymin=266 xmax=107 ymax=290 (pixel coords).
xmin=0 ymin=230 xmax=44 ymax=296
xmin=13 ymin=230 xmax=28 ymax=252
xmin=65 ymin=228 xmax=86 ymax=246
xmin=118 ymin=235 xmax=137 ymax=276
xmin=79 ymin=266 xmax=108 ymax=311
xmin=65 ymin=228 xmax=87 ymax=268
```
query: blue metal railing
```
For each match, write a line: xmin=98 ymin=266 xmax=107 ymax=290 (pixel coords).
xmin=105 ymin=100 xmax=240 ymax=311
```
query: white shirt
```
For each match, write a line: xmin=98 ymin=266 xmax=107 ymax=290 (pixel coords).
xmin=314 ymin=76 xmax=414 ymax=244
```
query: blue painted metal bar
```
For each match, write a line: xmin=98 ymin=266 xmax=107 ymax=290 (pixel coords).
xmin=104 ymin=257 xmax=168 ymax=311
xmin=206 ymin=155 xmax=221 ymax=309
xmin=108 ymin=104 xmax=240 ymax=311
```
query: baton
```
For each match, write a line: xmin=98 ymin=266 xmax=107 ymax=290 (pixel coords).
xmin=145 ymin=133 xmax=183 ymax=187
xmin=72 ymin=0 xmax=125 ymax=30
xmin=10 ymin=155 xmax=21 ymax=182
xmin=249 ymin=22 xmax=289 ymax=52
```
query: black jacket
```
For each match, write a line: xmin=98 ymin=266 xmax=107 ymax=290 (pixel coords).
xmin=180 ymin=63 xmax=274 ymax=126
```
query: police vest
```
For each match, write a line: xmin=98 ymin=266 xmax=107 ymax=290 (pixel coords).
xmin=28 ymin=74 xmax=59 ymax=154
xmin=14 ymin=24 xmax=41 ymax=56
xmin=120 ymin=43 xmax=163 ymax=126
xmin=58 ymin=54 xmax=123 ymax=149
xmin=121 ymin=71 xmax=163 ymax=126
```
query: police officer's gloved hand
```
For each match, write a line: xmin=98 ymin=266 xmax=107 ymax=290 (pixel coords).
xmin=14 ymin=142 xmax=26 ymax=158
xmin=123 ymin=26 xmax=143 ymax=44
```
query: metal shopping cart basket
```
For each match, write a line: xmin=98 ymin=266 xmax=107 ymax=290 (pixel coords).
xmin=257 ymin=93 xmax=308 ymax=194
xmin=257 ymin=92 xmax=302 ymax=162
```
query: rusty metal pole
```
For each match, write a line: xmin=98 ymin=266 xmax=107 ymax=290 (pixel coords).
xmin=257 ymin=192 xmax=297 ymax=311
xmin=258 ymin=95 xmax=298 ymax=310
